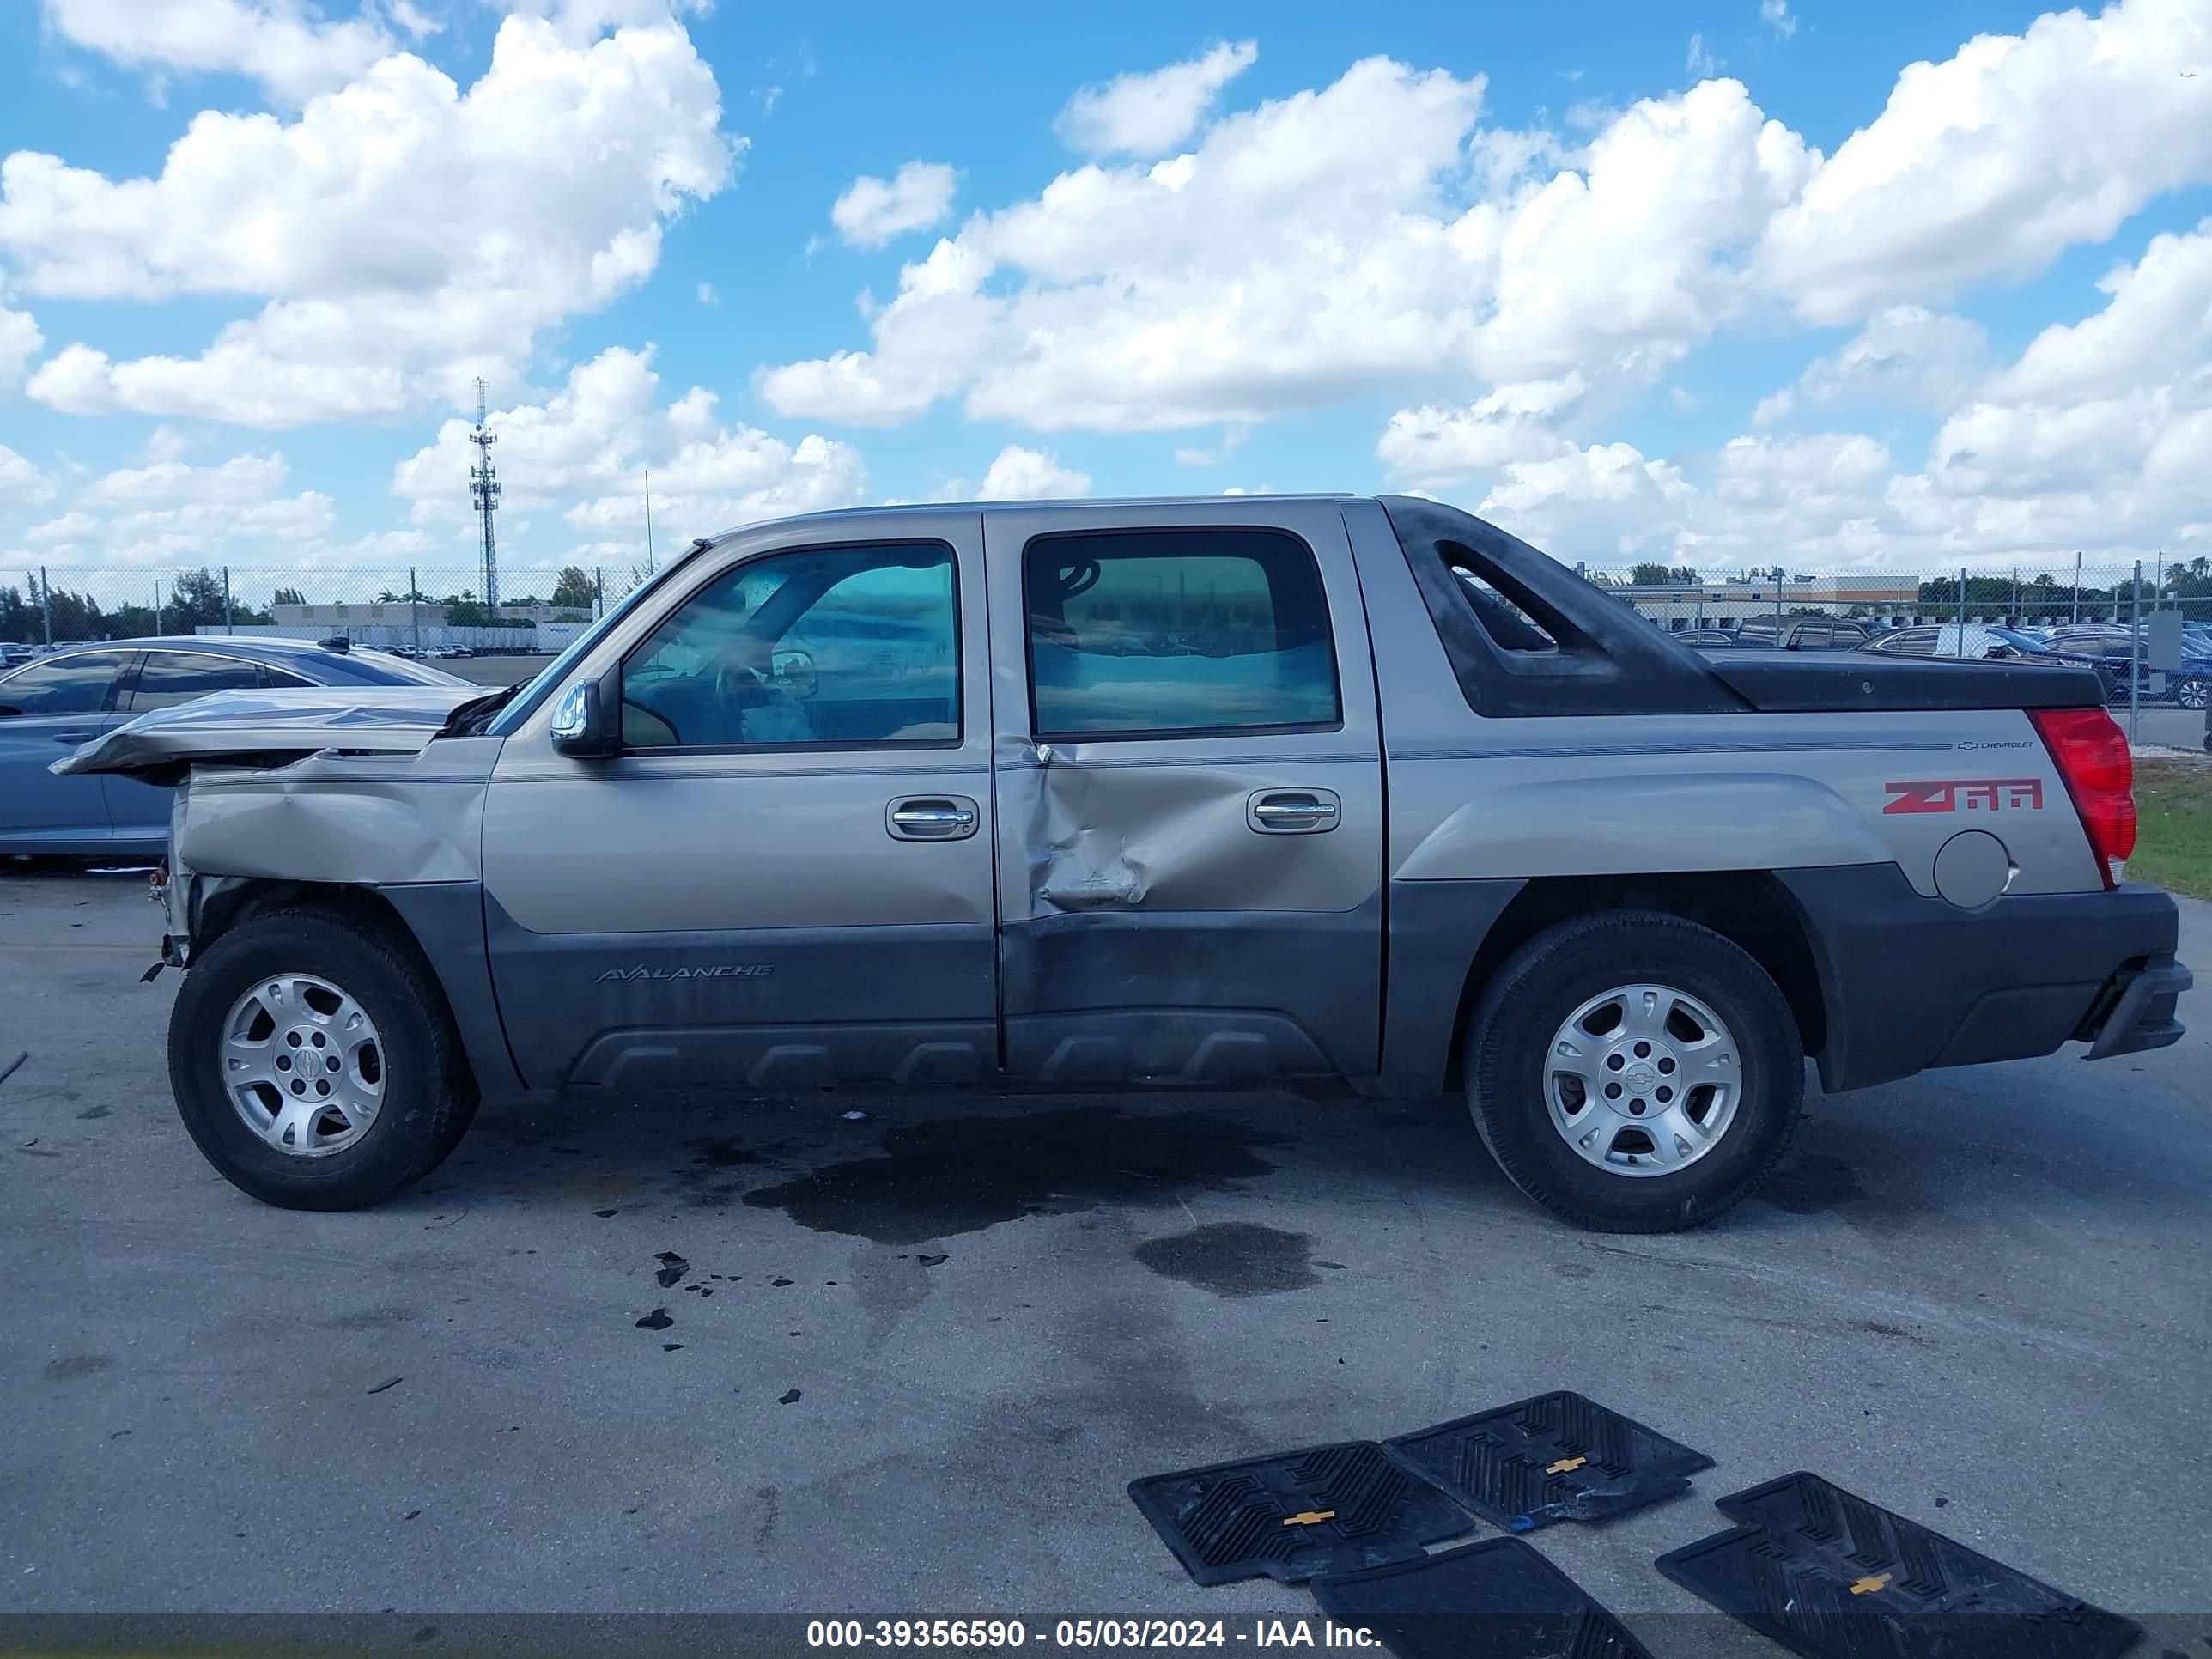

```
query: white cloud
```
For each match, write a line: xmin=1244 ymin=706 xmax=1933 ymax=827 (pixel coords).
xmin=9 ymin=440 xmax=334 ymax=564
xmin=84 ymin=450 xmax=290 ymax=505
xmin=977 ymin=445 xmax=1091 ymax=501
xmin=696 ymin=281 xmax=719 ymax=305
xmin=1757 ymin=0 xmax=2212 ymax=324
xmin=830 ymin=161 xmax=958 ymax=249
xmin=504 ymin=0 xmax=713 ymax=42
xmin=761 ymin=63 xmax=1809 ymax=435
xmin=1172 ymin=425 xmax=1249 ymax=466
xmin=1470 ymin=226 xmax=2212 ymax=571
xmin=40 ymin=0 xmax=394 ymax=105
xmin=1055 ymin=40 xmax=1258 ymax=159
xmin=1375 ymin=380 xmax=1583 ymax=491
xmin=0 ymin=443 xmax=55 ymax=506
xmin=1750 ymin=388 xmax=1795 ymax=426
xmin=0 ymin=303 xmax=40 ymax=390
xmin=1475 ymin=441 xmax=1696 ymax=560
xmin=1760 ymin=0 xmax=1797 ymax=39
xmin=6 ymin=11 xmax=737 ymax=426
xmin=1686 ymin=34 xmax=1720 ymax=77
xmin=391 ymin=345 xmax=866 ymax=541
xmin=385 ymin=2 xmax=441 ymax=39
xmin=1792 ymin=305 xmax=1989 ymax=410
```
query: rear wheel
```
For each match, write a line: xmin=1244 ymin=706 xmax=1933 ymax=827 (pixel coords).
xmin=2176 ymin=676 xmax=2208 ymax=710
xmin=167 ymin=907 xmax=477 ymax=1210
xmin=1464 ymin=911 xmax=1802 ymax=1232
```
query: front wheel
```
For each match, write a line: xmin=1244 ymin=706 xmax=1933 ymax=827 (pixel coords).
xmin=167 ymin=907 xmax=477 ymax=1211
xmin=2176 ymin=676 xmax=2208 ymax=710
xmin=1464 ymin=911 xmax=1802 ymax=1232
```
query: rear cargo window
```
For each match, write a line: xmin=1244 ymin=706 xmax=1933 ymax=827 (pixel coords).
xmin=1381 ymin=496 xmax=1741 ymax=718
xmin=1023 ymin=528 xmax=1341 ymax=738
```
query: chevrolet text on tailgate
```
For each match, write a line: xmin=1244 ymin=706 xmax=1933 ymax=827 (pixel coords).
xmin=58 ymin=496 xmax=2191 ymax=1232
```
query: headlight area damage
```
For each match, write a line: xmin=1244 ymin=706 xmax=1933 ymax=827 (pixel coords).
xmin=50 ymin=685 xmax=480 ymax=787
xmin=51 ymin=685 xmax=499 ymax=965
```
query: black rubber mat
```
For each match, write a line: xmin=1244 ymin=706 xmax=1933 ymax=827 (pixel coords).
xmin=1310 ymin=1537 xmax=1656 ymax=1659
xmin=1383 ymin=1390 xmax=1713 ymax=1532
xmin=1655 ymin=1471 xmax=2140 ymax=1659
xmin=1127 ymin=1442 xmax=1474 ymax=1586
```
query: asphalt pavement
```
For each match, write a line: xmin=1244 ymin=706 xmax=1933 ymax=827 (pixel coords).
xmin=1 ymin=869 xmax=2206 ymax=1653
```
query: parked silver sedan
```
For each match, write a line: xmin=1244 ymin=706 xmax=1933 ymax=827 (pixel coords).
xmin=0 ymin=636 xmax=466 ymax=858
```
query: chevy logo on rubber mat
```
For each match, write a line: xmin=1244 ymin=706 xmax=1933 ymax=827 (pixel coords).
xmin=1545 ymin=1455 xmax=1588 ymax=1474
xmin=1279 ymin=1510 xmax=1336 ymax=1527
xmin=1849 ymin=1573 xmax=1892 ymax=1595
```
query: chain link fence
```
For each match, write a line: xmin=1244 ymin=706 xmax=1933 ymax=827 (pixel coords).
xmin=6 ymin=555 xmax=2209 ymax=723
xmin=1 ymin=562 xmax=647 ymax=656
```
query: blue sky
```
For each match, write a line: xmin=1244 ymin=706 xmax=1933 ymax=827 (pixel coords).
xmin=1 ymin=0 xmax=2208 ymax=592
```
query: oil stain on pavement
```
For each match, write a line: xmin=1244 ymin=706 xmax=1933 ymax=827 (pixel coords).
xmin=1132 ymin=1222 xmax=1321 ymax=1297
xmin=742 ymin=1104 xmax=1286 ymax=1246
xmin=1758 ymin=1152 xmax=1870 ymax=1214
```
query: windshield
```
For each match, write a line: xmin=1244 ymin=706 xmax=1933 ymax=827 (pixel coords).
xmin=485 ymin=548 xmax=709 ymax=738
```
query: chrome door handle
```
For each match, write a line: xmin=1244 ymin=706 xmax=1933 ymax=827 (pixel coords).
xmin=887 ymin=796 xmax=980 ymax=841
xmin=1249 ymin=790 xmax=1340 ymax=833
xmin=53 ymin=731 xmax=98 ymax=744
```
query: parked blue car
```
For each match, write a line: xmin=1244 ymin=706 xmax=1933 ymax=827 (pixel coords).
xmin=0 ymin=636 xmax=467 ymax=857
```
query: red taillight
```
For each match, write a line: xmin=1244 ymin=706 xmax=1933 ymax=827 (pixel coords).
xmin=2030 ymin=707 xmax=2137 ymax=888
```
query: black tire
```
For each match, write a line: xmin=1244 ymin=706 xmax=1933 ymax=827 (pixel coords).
xmin=2177 ymin=677 xmax=2208 ymax=710
xmin=167 ymin=906 xmax=477 ymax=1211
xmin=1463 ymin=910 xmax=1802 ymax=1233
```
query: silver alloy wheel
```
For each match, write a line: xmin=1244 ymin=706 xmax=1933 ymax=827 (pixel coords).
xmin=220 ymin=975 xmax=385 ymax=1157
xmin=1544 ymin=982 xmax=1743 ymax=1177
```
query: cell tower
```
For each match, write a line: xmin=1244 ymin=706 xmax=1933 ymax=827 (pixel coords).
xmin=468 ymin=377 xmax=501 ymax=611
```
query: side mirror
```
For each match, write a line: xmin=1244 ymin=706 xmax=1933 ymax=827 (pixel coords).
xmin=550 ymin=679 xmax=617 ymax=757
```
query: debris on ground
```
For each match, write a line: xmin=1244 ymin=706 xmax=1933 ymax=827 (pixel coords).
xmin=366 ymin=1376 xmax=403 ymax=1395
xmin=635 ymin=1308 xmax=673 ymax=1331
xmin=653 ymin=1251 xmax=689 ymax=1287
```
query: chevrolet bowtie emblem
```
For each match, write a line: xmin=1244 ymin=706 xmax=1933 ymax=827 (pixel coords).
xmin=1280 ymin=1510 xmax=1336 ymax=1527
xmin=1545 ymin=1455 xmax=1588 ymax=1474
xmin=1849 ymin=1573 xmax=1891 ymax=1596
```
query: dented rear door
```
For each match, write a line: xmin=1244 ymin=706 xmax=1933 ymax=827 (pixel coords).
xmin=985 ymin=500 xmax=1384 ymax=1083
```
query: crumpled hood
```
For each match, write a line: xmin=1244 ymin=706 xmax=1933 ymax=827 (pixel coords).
xmin=50 ymin=684 xmax=480 ymax=779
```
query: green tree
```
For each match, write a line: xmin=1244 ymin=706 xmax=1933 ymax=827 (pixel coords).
xmin=0 ymin=585 xmax=36 ymax=643
xmin=167 ymin=568 xmax=228 ymax=630
xmin=272 ymin=586 xmax=305 ymax=606
xmin=550 ymin=565 xmax=596 ymax=609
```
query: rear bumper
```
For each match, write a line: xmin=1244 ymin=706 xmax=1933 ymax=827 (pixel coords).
xmin=2081 ymin=955 xmax=2191 ymax=1060
xmin=1777 ymin=867 xmax=2188 ymax=1092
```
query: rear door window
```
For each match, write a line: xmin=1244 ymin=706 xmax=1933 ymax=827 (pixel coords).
xmin=1022 ymin=528 xmax=1340 ymax=738
xmin=125 ymin=651 xmax=266 ymax=712
xmin=0 ymin=651 xmax=132 ymax=716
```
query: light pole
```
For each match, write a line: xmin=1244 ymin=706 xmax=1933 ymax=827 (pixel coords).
xmin=153 ymin=578 xmax=164 ymax=638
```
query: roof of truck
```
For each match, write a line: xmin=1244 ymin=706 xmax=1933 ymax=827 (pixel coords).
xmin=705 ymin=493 xmax=1363 ymax=540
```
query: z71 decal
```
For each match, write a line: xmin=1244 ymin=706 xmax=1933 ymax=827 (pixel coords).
xmin=1882 ymin=777 xmax=2044 ymax=815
